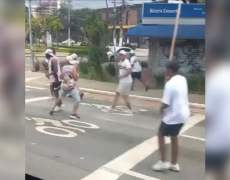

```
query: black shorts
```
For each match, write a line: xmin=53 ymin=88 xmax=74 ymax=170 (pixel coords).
xmin=131 ymin=72 xmax=142 ymax=80
xmin=51 ymin=81 xmax=62 ymax=98
xmin=159 ymin=122 xmax=184 ymax=137
xmin=206 ymin=152 xmax=229 ymax=171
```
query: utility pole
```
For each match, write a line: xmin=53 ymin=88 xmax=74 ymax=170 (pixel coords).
xmin=112 ymin=0 xmax=117 ymax=48
xmin=169 ymin=3 xmax=181 ymax=61
xmin=28 ymin=0 xmax=35 ymax=71
xmin=68 ymin=0 xmax=71 ymax=47
xmin=119 ymin=0 xmax=126 ymax=47
xmin=105 ymin=0 xmax=109 ymax=23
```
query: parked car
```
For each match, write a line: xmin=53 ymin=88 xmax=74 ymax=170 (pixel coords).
xmin=61 ymin=39 xmax=76 ymax=45
xmin=106 ymin=46 xmax=134 ymax=61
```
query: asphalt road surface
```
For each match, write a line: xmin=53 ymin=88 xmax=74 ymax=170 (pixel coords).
xmin=26 ymin=73 xmax=205 ymax=180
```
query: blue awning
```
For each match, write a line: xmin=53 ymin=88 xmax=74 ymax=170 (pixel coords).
xmin=127 ymin=24 xmax=205 ymax=39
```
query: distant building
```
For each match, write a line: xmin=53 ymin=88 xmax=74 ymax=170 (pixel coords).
xmin=32 ymin=0 xmax=65 ymax=16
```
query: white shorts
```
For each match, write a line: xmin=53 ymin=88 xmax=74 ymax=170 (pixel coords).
xmin=116 ymin=82 xmax=132 ymax=96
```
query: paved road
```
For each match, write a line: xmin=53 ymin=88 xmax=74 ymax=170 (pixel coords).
xmin=26 ymin=74 xmax=205 ymax=180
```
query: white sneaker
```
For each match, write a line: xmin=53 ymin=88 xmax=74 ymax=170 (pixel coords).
xmin=54 ymin=106 xmax=62 ymax=112
xmin=169 ymin=163 xmax=180 ymax=172
xmin=152 ymin=160 xmax=170 ymax=171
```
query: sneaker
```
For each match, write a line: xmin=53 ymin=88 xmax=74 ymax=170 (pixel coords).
xmin=54 ymin=106 xmax=62 ymax=112
xmin=69 ymin=114 xmax=80 ymax=119
xmin=80 ymin=92 xmax=84 ymax=100
xmin=152 ymin=160 xmax=170 ymax=171
xmin=49 ymin=110 xmax=54 ymax=116
xmin=169 ymin=163 xmax=180 ymax=172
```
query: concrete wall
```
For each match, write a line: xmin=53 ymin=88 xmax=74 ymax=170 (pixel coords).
xmin=148 ymin=39 xmax=205 ymax=74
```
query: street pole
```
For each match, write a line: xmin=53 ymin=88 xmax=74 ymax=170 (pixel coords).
xmin=28 ymin=0 xmax=34 ymax=71
xmin=68 ymin=0 xmax=71 ymax=47
xmin=113 ymin=0 xmax=117 ymax=48
xmin=105 ymin=0 xmax=109 ymax=23
xmin=169 ymin=3 xmax=181 ymax=61
xmin=119 ymin=0 xmax=125 ymax=47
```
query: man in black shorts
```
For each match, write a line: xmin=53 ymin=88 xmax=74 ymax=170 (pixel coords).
xmin=152 ymin=61 xmax=190 ymax=172
xmin=129 ymin=51 xmax=149 ymax=91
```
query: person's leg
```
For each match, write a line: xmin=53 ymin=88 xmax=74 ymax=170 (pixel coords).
xmin=111 ymin=92 xmax=120 ymax=109
xmin=138 ymin=72 xmax=149 ymax=91
xmin=171 ymin=136 xmax=179 ymax=164
xmin=50 ymin=89 xmax=64 ymax=115
xmin=71 ymin=89 xmax=81 ymax=116
xmin=50 ymin=83 xmax=54 ymax=97
xmin=158 ymin=134 xmax=166 ymax=162
xmin=122 ymin=95 xmax=132 ymax=110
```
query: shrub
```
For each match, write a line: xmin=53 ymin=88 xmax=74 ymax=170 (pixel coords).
xmin=154 ymin=73 xmax=165 ymax=89
xmin=79 ymin=62 xmax=89 ymax=75
xmin=187 ymin=73 xmax=205 ymax=93
xmin=105 ymin=63 xmax=116 ymax=77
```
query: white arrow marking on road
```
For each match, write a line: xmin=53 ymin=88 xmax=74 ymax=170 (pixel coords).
xmin=81 ymin=114 xmax=204 ymax=180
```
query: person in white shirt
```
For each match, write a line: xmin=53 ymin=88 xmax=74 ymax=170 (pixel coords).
xmin=129 ymin=50 xmax=149 ymax=91
xmin=206 ymin=59 xmax=230 ymax=180
xmin=152 ymin=61 xmax=190 ymax=172
xmin=111 ymin=50 xmax=132 ymax=112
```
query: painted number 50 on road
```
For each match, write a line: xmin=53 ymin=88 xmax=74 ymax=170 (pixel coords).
xmin=26 ymin=117 xmax=100 ymax=138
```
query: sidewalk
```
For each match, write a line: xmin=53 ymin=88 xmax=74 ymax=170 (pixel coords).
xmin=26 ymin=71 xmax=204 ymax=105
xmin=78 ymin=78 xmax=204 ymax=104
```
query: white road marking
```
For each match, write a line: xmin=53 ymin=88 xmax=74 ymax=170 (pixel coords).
xmin=36 ymin=126 xmax=78 ymax=138
xmin=81 ymin=114 xmax=204 ymax=180
xmin=126 ymin=170 xmax=160 ymax=180
xmin=25 ymin=97 xmax=52 ymax=104
xmin=25 ymin=76 xmax=43 ymax=82
xmin=181 ymin=134 xmax=205 ymax=142
xmin=26 ymin=85 xmax=46 ymax=90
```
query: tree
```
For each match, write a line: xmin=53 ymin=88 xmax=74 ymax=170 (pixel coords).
xmin=46 ymin=16 xmax=63 ymax=44
xmin=31 ymin=16 xmax=47 ymax=46
xmin=84 ymin=12 xmax=109 ymax=80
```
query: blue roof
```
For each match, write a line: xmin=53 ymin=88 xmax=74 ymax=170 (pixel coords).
xmin=127 ymin=24 xmax=205 ymax=39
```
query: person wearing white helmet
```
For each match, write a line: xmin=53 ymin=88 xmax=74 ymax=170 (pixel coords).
xmin=110 ymin=50 xmax=132 ymax=113
xmin=129 ymin=50 xmax=149 ymax=91
xmin=50 ymin=53 xmax=83 ymax=119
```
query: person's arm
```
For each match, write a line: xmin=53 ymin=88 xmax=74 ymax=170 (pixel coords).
xmin=161 ymin=83 xmax=171 ymax=115
xmin=50 ymin=58 xmax=59 ymax=82
xmin=72 ymin=65 xmax=79 ymax=81
xmin=119 ymin=61 xmax=132 ymax=79
xmin=119 ymin=68 xmax=132 ymax=79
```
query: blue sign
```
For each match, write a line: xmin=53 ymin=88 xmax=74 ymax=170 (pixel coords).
xmin=143 ymin=3 xmax=206 ymax=18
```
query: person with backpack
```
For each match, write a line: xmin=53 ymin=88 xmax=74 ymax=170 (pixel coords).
xmin=50 ymin=53 xmax=82 ymax=119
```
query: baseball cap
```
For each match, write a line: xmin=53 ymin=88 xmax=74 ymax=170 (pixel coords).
xmin=66 ymin=53 xmax=80 ymax=65
xmin=119 ymin=50 xmax=127 ymax=56
xmin=45 ymin=49 xmax=54 ymax=56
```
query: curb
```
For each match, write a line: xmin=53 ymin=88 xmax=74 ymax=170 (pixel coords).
xmin=80 ymin=87 xmax=205 ymax=110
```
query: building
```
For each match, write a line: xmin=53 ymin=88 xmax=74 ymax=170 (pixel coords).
xmin=98 ymin=4 xmax=146 ymax=47
xmin=127 ymin=3 xmax=205 ymax=74
xmin=31 ymin=0 xmax=65 ymax=16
